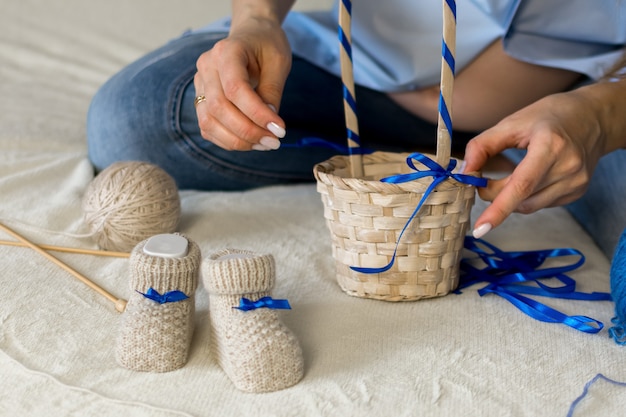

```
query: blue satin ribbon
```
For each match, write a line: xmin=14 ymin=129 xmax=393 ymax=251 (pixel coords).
xmin=281 ymin=137 xmax=374 ymax=155
xmin=233 ymin=296 xmax=292 ymax=312
xmin=351 ymin=153 xmax=487 ymax=274
xmin=458 ymin=237 xmax=612 ymax=334
xmin=139 ymin=288 xmax=189 ymax=304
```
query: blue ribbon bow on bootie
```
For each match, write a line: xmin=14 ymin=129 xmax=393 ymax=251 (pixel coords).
xmin=233 ymin=296 xmax=292 ymax=312
xmin=139 ymin=288 xmax=189 ymax=304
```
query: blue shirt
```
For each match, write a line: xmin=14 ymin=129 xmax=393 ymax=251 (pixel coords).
xmin=199 ymin=0 xmax=626 ymax=92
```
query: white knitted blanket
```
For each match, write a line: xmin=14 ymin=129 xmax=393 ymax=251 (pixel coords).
xmin=1 ymin=1 xmax=624 ymax=416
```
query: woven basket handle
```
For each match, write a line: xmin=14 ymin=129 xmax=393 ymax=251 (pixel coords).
xmin=338 ymin=0 xmax=364 ymax=178
xmin=436 ymin=0 xmax=456 ymax=167
xmin=339 ymin=0 xmax=456 ymax=175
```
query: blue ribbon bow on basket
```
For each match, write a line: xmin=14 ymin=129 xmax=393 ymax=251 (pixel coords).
xmin=458 ymin=237 xmax=612 ymax=333
xmin=351 ymin=152 xmax=487 ymax=274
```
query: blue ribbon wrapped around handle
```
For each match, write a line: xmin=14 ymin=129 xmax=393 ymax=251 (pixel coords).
xmin=139 ymin=288 xmax=189 ymax=304
xmin=233 ymin=296 xmax=292 ymax=312
xmin=351 ymin=152 xmax=487 ymax=274
xmin=281 ymin=137 xmax=374 ymax=155
xmin=458 ymin=237 xmax=612 ymax=334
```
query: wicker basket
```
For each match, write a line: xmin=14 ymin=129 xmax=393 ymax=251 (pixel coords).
xmin=313 ymin=151 xmax=476 ymax=301
xmin=314 ymin=0 xmax=476 ymax=301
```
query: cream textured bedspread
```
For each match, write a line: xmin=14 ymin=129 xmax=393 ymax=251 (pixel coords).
xmin=1 ymin=1 xmax=624 ymax=416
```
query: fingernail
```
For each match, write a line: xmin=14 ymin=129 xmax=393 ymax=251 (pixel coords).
xmin=267 ymin=103 xmax=277 ymax=112
xmin=472 ymin=223 xmax=492 ymax=239
xmin=260 ymin=136 xmax=281 ymax=150
xmin=252 ymin=143 xmax=272 ymax=151
xmin=266 ymin=122 xmax=286 ymax=138
xmin=459 ymin=160 xmax=467 ymax=174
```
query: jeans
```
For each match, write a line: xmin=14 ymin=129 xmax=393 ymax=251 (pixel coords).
xmin=567 ymin=150 xmax=626 ymax=260
xmin=504 ymin=149 xmax=626 ymax=260
xmin=87 ymin=31 xmax=474 ymax=191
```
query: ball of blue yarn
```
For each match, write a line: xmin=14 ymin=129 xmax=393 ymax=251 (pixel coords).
xmin=609 ymin=228 xmax=626 ymax=344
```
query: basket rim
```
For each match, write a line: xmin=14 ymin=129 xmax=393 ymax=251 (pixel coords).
xmin=313 ymin=151 xmax=472 ymax=194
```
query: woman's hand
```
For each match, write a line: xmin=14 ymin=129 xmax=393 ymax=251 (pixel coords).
xmin=194 ymin=3 xmax=293 ymax=151
xmin=463 ymin=89 xmax=607 ymax=238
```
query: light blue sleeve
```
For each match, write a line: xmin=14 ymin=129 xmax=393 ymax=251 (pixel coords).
xmin=194 ymin=0 xmax=625 ymax=88
xmin=474 ymin=0 xmax=626 ymax=80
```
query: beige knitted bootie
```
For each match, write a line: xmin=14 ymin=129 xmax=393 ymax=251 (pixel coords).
xmin=116 ymin=233 xmax=201 ymax=372
xmin=202 ymin=249 xmax=304 ymax=393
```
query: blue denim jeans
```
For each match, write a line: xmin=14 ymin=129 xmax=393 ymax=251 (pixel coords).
xmin=87 ymin=31 xmax=474 ymax=191
xmin=567 ymin=150 xmax=626 ymax=260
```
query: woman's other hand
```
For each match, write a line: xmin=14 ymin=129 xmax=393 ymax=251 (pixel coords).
xmin=194 ymin=1 xmax=294 ymax=151
xmin=463 ymin=89 xmax=607 ymax=238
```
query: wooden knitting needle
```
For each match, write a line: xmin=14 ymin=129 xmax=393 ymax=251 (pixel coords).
xmin=0 ymin=239 xmax=130 ymax=258
xmin=0 ymin=222 xmax=127 ymax=313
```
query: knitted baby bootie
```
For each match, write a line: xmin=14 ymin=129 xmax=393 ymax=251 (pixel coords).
xmin=116 ymin=233 xmax=201 ymax=372
xmin=202 ymin=249 xmax=304 ymax=392
xmin=610 ymin=227 xmax=626 ymax=344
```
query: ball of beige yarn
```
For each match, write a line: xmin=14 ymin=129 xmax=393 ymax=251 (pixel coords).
xmin=82 ymin=161 xmax=181 ymax=252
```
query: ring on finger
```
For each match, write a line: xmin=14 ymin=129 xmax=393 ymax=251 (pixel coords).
xmin=194 ymin=95 xmax=206 ymax=108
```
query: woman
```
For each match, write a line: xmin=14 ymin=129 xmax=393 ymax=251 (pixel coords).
xmin=87 ymin=0 xmax=625 ymax=256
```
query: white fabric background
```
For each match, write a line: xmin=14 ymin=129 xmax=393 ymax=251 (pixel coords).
xmin=1 ymin=1 xmax=625 ymax=416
